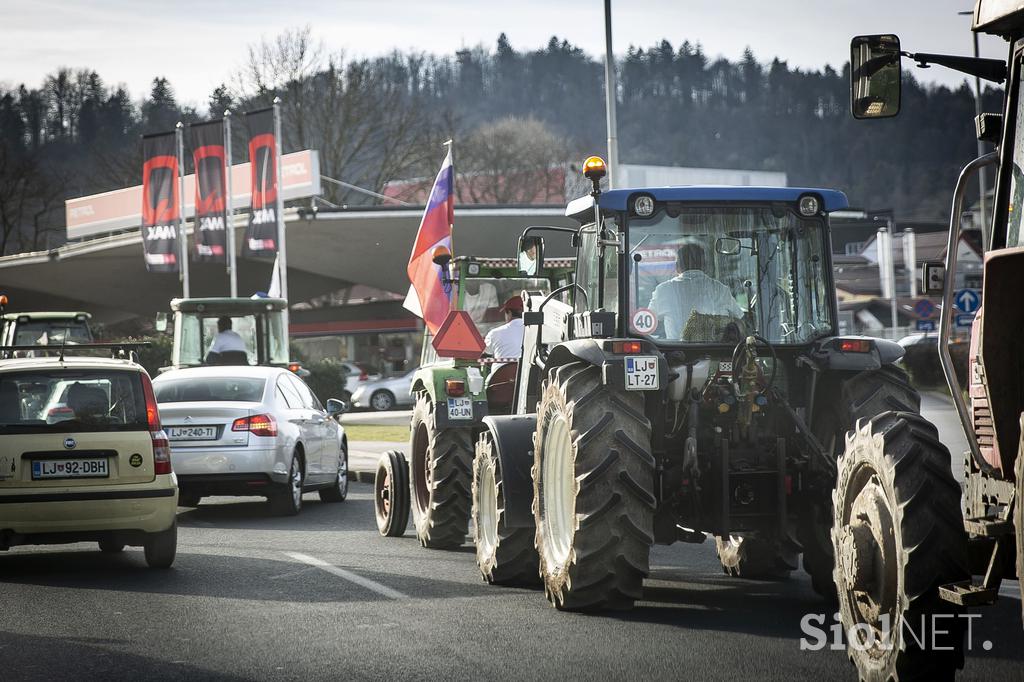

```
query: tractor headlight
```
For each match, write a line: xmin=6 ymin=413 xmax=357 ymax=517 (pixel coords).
xmin=633 ymin=195 xmax=655 ymax=217
xmin=798 ymin=195 xmax=820 ymax=216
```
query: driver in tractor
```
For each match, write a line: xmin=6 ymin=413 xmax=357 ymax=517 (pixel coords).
xmin=205 ymin=316 xmax=249 ymax=365
xmin=648 ymin=243 xmax=744 ymax=340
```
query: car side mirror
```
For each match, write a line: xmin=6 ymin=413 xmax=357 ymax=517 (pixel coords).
xmin=922 ymin=261 xmax=945 ymax=295
xmin=326 ymin=398 xmax=348 ymax=417
xmin=716 ymin=237 xmax=742 ymax=256
xmin=518 ymin=236 xmax=544 ymax=276
xmin=851 ymin=34 xmax=902 ymax=119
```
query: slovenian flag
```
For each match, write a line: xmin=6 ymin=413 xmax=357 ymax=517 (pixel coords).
xmin=404 ymin=147 xmax=454 ymax=334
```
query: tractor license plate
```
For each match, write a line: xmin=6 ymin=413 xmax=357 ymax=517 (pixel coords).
xmin=624 ymin=356 xmax=659 ymax=391
xmin=447 ymin=397 xmax=473 ymax=420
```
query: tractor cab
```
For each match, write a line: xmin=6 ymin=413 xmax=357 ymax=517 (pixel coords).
xmin=0 ymin=296 xmax=94 ymax=355
xmin=563 ymin=183 xmax=845 ymax=349
xmin=168 ymin=297 xmax=289 ymax=370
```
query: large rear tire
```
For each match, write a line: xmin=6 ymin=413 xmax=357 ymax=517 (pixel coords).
xmin=533 ymin=361 xmax=655 ymax=610
xmin=803 ymin=365 xmax=921 ymax=601
xmin=472 ymin=432 xmax=540 ymax=586
xmin=375 ymin=450 xmax=409 ymax=537
xmin=833 ymin=412 xmax=968 ymax=681
xmin=409 ymin=394 xmax=473 ymax=549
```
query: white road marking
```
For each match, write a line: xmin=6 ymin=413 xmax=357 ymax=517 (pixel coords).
xmin=283 ymin=551 xmax=407 ymax=600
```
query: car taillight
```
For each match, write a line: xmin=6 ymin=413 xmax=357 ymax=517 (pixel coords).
xmin=48 ymin=406 xmax=73 ymax=418
xmin=152 ymin=430 xmax=172 ymax=475
xmin=359 ymin=370 xmax=368 ymax=381
xmin=232 ymin=414 xmax=278 ymax=437
xmin=140 ymin=373 xmax=161 ymax=431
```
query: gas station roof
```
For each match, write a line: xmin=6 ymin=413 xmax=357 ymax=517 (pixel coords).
xmin=0 ymin=205 xmax=576 ymax=324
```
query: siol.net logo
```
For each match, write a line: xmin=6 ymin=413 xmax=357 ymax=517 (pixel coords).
xmin=800 ymin=612 xmax=991 ymax=653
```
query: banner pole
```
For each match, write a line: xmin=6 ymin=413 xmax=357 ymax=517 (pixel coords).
xmin=272 ymin=97 xmax=289 ymax=334
xmin=175 ymin=122 xmax=190 ymax=298
xmin=224 ymin=110 xmax=238 ymax=298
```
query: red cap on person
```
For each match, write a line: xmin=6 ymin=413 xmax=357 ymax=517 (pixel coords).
xmin=499 ymin=296 xmax=524 ymax=313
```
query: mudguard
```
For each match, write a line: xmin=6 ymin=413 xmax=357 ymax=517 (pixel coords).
xmin=480 ymin=414 xmax=537 ymax=529
xmin=810 ymin=336 xmax=903 ymax=371
xmin=545 ymin=338 xmax=669 ymax=391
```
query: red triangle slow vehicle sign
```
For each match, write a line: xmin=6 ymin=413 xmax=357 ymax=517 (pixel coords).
xmin=432 ymin=310 xmax=486 ymax=359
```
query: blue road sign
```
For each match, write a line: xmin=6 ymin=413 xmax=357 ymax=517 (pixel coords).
xmin=916 ymin=320 xmax=937 ymax=332
xmin=954 ymin=288 xmax=980 ymax=314
xmin=956 ymin=313 xmax=976 ymax=328
xmin=913 ymin=298 xmax=935 ymax=318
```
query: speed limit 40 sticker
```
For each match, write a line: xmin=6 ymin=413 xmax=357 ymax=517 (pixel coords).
xmin=631 ymin=307 xmax=657 ymax=335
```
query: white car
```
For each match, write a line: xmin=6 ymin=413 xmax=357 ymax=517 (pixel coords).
xmin=340 ymin=361 xmax=381 ymax=399
xmin=152 ymin=366 xmax=348 ymax=515
xmin=351 ymin=369 xmax=416 ymax=411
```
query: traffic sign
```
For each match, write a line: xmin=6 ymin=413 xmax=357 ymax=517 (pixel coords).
xmin=956 ymin=313 xmax=976 ymax=328
xmin=916 ymin=320 xmax=937 ymax=332
xmin=912 ymin=298 xmax=935 ymax=319
xmin=432 ymin=310 xmax=486 ymax=359
xmin=954 ymin=288 xmax=980 ymax=314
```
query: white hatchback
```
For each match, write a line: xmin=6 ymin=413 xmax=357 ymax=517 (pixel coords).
xmin=153 ymin=366 xmax=348 ymax=515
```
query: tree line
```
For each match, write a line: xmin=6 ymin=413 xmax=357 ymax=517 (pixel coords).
xmin=0 ymin=28 xmax=996 ymax=256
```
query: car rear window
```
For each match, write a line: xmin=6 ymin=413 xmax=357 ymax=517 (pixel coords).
xmin=154 ymin=377 xmax=266 ymax=403
xmin=0 ymin=369 xmax=147 ymax=434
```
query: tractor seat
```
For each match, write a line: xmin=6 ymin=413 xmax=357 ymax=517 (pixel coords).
xmin=485 ymin=362 xmax=518 ymax=415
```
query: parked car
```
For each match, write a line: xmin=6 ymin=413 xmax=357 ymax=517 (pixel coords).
xmin=340 ymin=361 xmax=381 ymax=400
xmin=351 ymin=369 xmax=416 ymax=411
xmin=152 ymin=366 xmax=348 ymax=515
xmin=0 ymin=353 xmax=178 ymax=568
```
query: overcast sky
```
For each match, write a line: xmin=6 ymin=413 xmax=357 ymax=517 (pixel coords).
xmin=0 ymin=0 xmax=1008 ymax=110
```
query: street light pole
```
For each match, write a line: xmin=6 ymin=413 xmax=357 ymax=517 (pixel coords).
xmin=603 ymin=0 xmax=620 ymax=189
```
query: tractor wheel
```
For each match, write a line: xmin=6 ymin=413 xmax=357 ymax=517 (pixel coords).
xmin=715 ymin=535 xmax=793 ymax=579
xmin=833 ymin=412 xmax=968 ymax=681
xmin=472 ymin=432 xmax=540 ymax=586
xmin=409 ymin=394 xmax=473 ymax=549
xmin=375 ymin=450 xmax=409 ymax=537
xmin=533 ymin=361 xmax=655 ymax=610
xmin=804 ymin=365 xmax=921 ymax=601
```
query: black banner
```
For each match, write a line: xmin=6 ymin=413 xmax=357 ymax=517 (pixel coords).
xmin=140 ymin=132 xmax=179 ymax=272
xmin=190 ymin=119 xmax=228 ymax=262
xmin=243 ymin=107 xmax=278 ymax=257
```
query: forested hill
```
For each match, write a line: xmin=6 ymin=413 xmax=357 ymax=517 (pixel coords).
xmin=0 ymin=31 xmax=997 ymax=256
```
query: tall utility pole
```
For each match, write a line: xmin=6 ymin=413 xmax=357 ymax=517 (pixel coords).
xmin=603 ymin=0 xmax=620 ymax=189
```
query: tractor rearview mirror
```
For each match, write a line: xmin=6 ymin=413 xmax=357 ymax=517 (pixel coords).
xmin=851 ymin=34 xmax=901 ymax=119
xmin=519 ymin=235 xmax=544 ymax=276
xmin=155 ymin=312 xmax=168 ymax=333
xmin=716 ymin=237 xmax=742 ymax=256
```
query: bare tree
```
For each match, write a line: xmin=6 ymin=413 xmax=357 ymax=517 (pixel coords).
xmin=459 ymin=116 xmax=570 ymax=204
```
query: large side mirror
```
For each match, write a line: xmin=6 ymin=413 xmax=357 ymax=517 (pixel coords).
xmin=155 ymin=312 xmax=168 ymax=333
xmin=851 ymin=34 xmax=902 ymax=119
xmin=326 ymin=398 xmax=348 ymax=417
xmin=715 ymin=237 xmax=742 ymax=256
xmin=922 ymin=261 xmax=945 ymax=295
xmin=518 ymin=236 xmax=544 ymax=276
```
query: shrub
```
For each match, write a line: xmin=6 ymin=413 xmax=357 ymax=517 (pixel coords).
xmin=302 ymin=359 xmax=351 ymax=404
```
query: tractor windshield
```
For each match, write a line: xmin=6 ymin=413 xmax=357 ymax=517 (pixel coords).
xmin=627 ymin=206 xmax=832 ymax=344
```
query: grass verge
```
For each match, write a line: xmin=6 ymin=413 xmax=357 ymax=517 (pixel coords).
xmin=344 ymin=424 xmax=410 ymax=443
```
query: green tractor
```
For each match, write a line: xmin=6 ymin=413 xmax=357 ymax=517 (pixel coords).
xmin=468 ymin=158 xmax=962 ymax=675
xmin=0 ymin=295 xmax=94 ymax=353
xmin=373 ymin=255 xmax=574 ymax=551
xmin=165 ymin=297 xmax=291 ymax=371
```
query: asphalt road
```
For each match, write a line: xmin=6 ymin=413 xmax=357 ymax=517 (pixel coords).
xmin=1 ymin=398 xmax=1020 ymax=681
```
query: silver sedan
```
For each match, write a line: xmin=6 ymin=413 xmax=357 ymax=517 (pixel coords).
xmin=351 ymin=369 xmax=417 ymax=411
xmin=152 ymin=366 xmax=348 ymax=515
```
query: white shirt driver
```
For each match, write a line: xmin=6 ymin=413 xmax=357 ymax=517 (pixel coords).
xmin=484 ymin=318 xmax=525 ymax=360
xmin=210 ymin=329 xmax=247 ymax=354
xmin=649 ymin=270 xmax=743 ymax=339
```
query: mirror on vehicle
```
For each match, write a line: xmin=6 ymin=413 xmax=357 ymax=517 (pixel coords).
xmin=715 ymin=237 xmax=742 ymax=256
xmin=850 ymin=34 xmax=901 ymax=119
xmin=922 ymin=261 xmax=946 ymax=295
xmin=326 ymin=398 xmax=348 ymax=417
xmin=519 ymin=235 xmax=544 ymax=276
xmin=154 ymin=312 xmax=168 ymax=333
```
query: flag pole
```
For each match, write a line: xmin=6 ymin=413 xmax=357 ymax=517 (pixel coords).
xmin=175 ymin=122 xmax=190 ymax=298
xmin=272 ymin=97 xmax=289 ymax=333
xmin=444 ymin=138 xmax=454 ymax=311
xmin=224 ymin=109 xmax=238 ymax=298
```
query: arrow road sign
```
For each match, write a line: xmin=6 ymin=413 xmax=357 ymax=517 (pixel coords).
xmin=954 ymin=289 xmax=980 ymax=314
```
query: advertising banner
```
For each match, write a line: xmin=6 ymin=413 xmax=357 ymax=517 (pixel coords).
xmin=190 ymin=119 xmax=228 ymax=262
xmin=140 ymin=131 xmax=180 ymax=272
xmin=244 ymin=107 xmax=278 ymax=256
